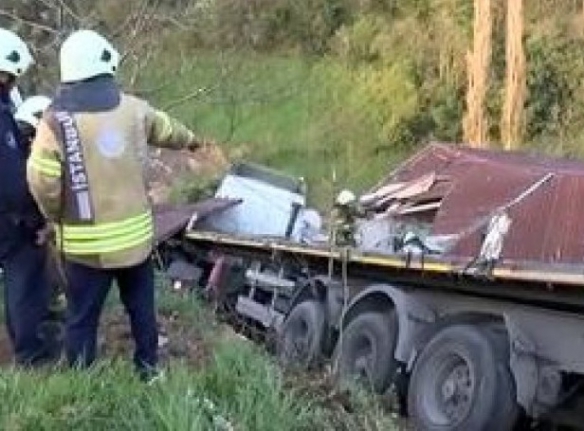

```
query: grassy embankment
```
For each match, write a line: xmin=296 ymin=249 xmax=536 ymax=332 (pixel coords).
xmin=136 ymin=50 xmax=410 ymax=206
xmin=0 ymin=283 xmax=399 ymax=430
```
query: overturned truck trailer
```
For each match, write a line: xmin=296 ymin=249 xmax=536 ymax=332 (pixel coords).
xmin=157 ymin=145 xmax=584 ymax=430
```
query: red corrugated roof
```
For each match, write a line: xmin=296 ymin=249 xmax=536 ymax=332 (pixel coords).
xmin=383 ymin=143 xmax=584 ymax=265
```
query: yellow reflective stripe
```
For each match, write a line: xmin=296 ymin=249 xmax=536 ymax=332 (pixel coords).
xmin=59 ymin=212 xmax=151 ymax=238
xmin=60 ymin=218 xmax=151 ymax=245
xmin=63 ymin=233 xmax=152 ymax=255
xmin=29 ymin=154 xmax=61 ymax=177
xmin=29 ymin=159 xmax=61 ymax=177
xmin=59 ymin=226 xmax=153 ymax=254
xmin=155 ymin=110 xmax=173 ymax=141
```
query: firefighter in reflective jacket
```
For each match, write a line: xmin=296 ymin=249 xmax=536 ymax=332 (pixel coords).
xmin=331 ymin=189 xmax=362 ymax=247
xmin=0 ymin=29 xmax=55 ymax=366
xmin=27 ymin=30 xmax=202 ymax=380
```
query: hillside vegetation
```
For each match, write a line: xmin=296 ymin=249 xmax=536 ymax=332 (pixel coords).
xmin=4 ymin=0 xmax=584 ymax=203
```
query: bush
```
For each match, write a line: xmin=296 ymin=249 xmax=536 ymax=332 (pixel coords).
xmin=169 ymin=173 xmax=221 ymax=204
xmin=525 ymin=34 xmax=584 ymax=140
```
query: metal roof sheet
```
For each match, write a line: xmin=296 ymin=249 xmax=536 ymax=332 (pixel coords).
xmin=377 ymin=143 xmax=584 ymax=265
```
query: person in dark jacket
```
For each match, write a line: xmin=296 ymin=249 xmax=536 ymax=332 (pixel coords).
xmin=15 ymin=95 xmax=51 ymax=153
xmin=15 ymin=94 xmax=67 ymax=323
xmin=0 ymin=28 xmax=55 ymax=366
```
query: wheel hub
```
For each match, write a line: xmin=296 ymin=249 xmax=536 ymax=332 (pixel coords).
xmin=440 ymin=363 xmax=473 ymax=421
xmin=351 ymin=336 xmax=374 ymax=381
xmin=355 ymin=355 xmax=371 ymax=377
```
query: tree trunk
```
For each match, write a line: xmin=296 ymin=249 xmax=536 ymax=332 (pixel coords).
xmin=462 ymin=0 xmax=493 ymax=148
xmin=501 ymin=0 xmax=526 ymax=150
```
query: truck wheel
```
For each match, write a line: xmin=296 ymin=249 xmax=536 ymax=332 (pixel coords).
xmin=335 ymin=310 xmax=398 ymax=393
xmin=482 ymin=324 xmax=520 ymax=431
xmin=408 ymin=324 xmax=518 ymax=431
xmin=277 ymin=300 xmax=325 ymax=369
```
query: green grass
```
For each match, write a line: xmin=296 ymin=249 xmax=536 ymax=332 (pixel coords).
xmin=0 ymin=281 xmax=400 ymax=431
xmin=134 ymin=50 xmax=409 ymax=206
xmin=0 ymin=344 xmax=399 ymax=430
xmin=0 ymin=344 xmax=310 ymax=431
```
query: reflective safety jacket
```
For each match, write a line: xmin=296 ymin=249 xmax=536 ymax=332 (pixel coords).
xmin=27 ymin=93 xmax=196 ymax=269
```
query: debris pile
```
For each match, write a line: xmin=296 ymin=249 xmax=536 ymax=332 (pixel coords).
xmin=356 ymin=142 xmax=584 ymax=267
xmin=146 ymin=144 xmax=228 ymax=205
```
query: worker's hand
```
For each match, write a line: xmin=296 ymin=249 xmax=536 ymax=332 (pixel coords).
xmin=186 ymin=141 xmax=201 ymax=152
xmin=35 ymin=224 xmax=54 ymax=246
xmin=184 ymin=131 xmax=200 ymax=152
xmin=185 ymin=134 xmax=213 ymax=153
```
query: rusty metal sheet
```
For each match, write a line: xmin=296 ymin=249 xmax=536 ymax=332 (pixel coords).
xmin=507 ymin=175 xmax=584 ymax=265
xmin=153 ymin=198 xmax=241 ymax=244
xmin=379 ymin=142 xmax=584 ymax=266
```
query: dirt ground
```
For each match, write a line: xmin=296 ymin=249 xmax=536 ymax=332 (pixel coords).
xmin=0 ymin=331 xmax=13 ymax=365
xmin=0 ymin=312 xmax=209 ymax=368
xmin=99 ymin=307 xmax=213 ymax=368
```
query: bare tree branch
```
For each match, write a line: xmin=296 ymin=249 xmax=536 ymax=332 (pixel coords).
xmin=0 ymin=10 xmax=60 ymax=34
xmin=163 ymin=86 xmax=218 ymax=112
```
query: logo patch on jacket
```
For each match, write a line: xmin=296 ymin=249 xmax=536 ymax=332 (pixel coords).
xmin=4 ymin=131 xmax=17 ymax=150
xmin=96 ymin=129 xmax=125 ymax=158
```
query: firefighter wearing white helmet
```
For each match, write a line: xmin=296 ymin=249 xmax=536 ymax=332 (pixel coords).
xmin=15 ymin=95 xmax=51 ymax=129
xmin=336 ymin=189 xmax=356 ymax=206
xmin=27 ymin=29 xmax=203 ymax=381
xmin=332 ymin=189 xmax=362 ymax=247
xmin=0 ymin=29 xmax=56 ymax=367
xmin=0 ymin=28 xmax=34 ymax=79
xmin=15 ymin=95 xmax=51 ymax=152
xmin=59 ymin=29 xmax=120 ymax=83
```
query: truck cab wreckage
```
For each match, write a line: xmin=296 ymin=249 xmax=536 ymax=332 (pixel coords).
xmin=154 ymin=143 xmax=584 ymax=430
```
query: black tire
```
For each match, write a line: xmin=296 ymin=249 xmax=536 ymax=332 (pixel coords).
xmin=408 ymin=324 xmax=518 ymax=431
xmin=335 ymin=310 xmax=398 ymax=393
xmin=277 ymin=300 xmax=325 ymax=369
xmin=482 ymin=324 xmax=520 ymax=431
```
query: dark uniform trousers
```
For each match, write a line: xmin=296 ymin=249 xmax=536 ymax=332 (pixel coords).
xmin=64 ymin=257 xmax=158 ymax=376
xmin=0 ymin=90 xmax=55 ymax=366
xmin=1 ymin=240 xmax=53 ymax=365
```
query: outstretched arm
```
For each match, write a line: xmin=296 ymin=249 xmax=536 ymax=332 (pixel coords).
xmin=145 ymin=104 xmax=200 ymax=151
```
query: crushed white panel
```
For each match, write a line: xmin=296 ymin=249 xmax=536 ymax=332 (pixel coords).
xmin=205 ymin=174 xmax=305 ymax=237
xmin=356 ymin=217 xmax=399 ymax=253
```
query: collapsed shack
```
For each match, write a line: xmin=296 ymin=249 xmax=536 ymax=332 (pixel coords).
xmin=356 ymin=142 xmax=584 ymax=272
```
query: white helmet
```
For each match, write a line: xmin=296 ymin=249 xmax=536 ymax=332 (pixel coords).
xmin=15 ymin=95 xmax=51 ymax=128
xmin=336 ymin=189 xmax=356 ymax=206
xmin=0 ymin=29 xmax=34 ymax=77
xmin=59 ymin=30 xmax=120 ymax=83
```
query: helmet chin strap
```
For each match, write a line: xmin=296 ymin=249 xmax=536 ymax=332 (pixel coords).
xmin=0 ymin=72 xmax=16 ymax=91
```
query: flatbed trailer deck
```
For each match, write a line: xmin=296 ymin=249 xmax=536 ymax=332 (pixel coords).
xmin=155 ymin=150 xmax=584 ymax=430
xmin=186 ymin=230 xmax=584 ymax=309
xmin=165 ymin=228 xmax=584 ymax=430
